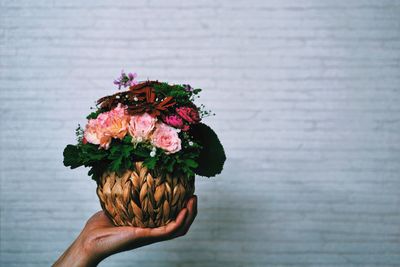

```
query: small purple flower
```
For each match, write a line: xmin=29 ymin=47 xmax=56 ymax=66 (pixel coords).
xmin=114 ymin=71 xmax=138 ymax=89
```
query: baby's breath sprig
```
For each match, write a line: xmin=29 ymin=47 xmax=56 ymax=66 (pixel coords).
xmin=199 ymin=104 xmax=215 ymax=119
xmin=75 ymin=124 xmax=84 ymax=143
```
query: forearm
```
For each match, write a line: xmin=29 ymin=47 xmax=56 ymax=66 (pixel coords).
xmin=53 ymin=235 xmax=99 ymax=267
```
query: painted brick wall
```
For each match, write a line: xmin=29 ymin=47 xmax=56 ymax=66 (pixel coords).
xmin=1 ymin=0 xmax=400 ymax=266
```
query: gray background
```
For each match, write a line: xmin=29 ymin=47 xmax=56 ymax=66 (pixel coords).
xmin=1 ymin=0 xmax=400 ymax=266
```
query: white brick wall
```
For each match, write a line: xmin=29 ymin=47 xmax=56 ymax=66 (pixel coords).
xmin=1 ymin=0 xmax=400 ymax=266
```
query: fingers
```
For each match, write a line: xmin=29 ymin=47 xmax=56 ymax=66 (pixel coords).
xmin=140 ymin=207 xmax=188 ymax=240
xmin=174 ymin=195 xmax=197 ymax=237
xmin=96 ymin=196 xmax=197 ymax=254
xmin=134 ymin=195 xmax=197 ymax=240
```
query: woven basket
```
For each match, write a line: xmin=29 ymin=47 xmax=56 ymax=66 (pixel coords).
xmin=96 ymin=162 xmax=195 ymax=228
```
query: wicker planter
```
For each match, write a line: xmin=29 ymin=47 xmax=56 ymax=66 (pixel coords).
xmin=96 ymin=162 xmax=195 ymax=228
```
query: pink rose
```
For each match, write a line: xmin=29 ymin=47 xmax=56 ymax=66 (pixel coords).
xmin=163 ymin=114 xmax=190 ymax=131
xmin=128 ymin=112 xmax=157 ymax=141
xmin=176 ymin=106 xmax=200 ymax=124
xmin=83 ymin=117 xmax=113 ymax=149
xmin=110 ymin=103 xmax=127 ymax=117
xmin=84 ymin=119 xmax=101 ymax=145
xmin=83 ymin=104 xmax=130 ymax=149
xmin=151 ymin=122 xmax=182 ymax=154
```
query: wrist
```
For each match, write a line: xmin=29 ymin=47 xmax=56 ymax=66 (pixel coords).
xmin=53 ymin=235 xmax=98 ymax=267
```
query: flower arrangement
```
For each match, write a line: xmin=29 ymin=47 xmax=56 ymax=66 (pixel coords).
xmin=64 ymin=71 xmax=225 ymax=180
xmin=62 ymin=71 xmax=225 ymax=227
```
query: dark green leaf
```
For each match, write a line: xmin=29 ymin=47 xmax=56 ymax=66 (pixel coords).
xmin=189 ymin=123 xmax=226 ymax=177
xmin=109 ymin=157 xmax=122 ymax=172
xmin=193 ymin=88 xmax=202 ymax=94
xmin=86 ymin=109 xmax=105 ymax=120
xmin=88 ymin=160 xmax=109 ymax=181
xmin=143 ymin=157 xmax=157 ymax=169
xmin=63 ymin=145 xmax=83 ymax=169
xmin=122 ymin=135 xmax=132 ymax=144
xmin=184 ymin=159 xmax=198 ymax=168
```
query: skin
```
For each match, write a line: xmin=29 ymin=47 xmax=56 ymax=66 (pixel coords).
xmin=53 ymin=196 xmax=197 ymax=267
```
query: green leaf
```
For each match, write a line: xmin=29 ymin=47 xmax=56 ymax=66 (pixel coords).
xmin=184 ymin=159 xmax=199 ymax=168
xmin=86 ymin=109 xmax=104 ymax=120
xmin=143 ymin=157 xmax=157 ymax=169
xmin=81 ymin=144 xmax=108 ymax=162
xmin=109 ymin=157 xmax=122 ymax=172
xmin=189 ymin=123 xmax=226 ymax=177
xmin=88 ymin=160 xmax=109 ymax=181
xmin=121 ymin=157 xmax=133 ymax=171
xmin=63 ymin=145 xmax=83 ymax=169
xmin=122 ymin=135 xmax=132 ymax=144
xmin=122 ymin=145 xmax=134 ymax=157
xmin=152 ymin=82 xmax=193 ymax=105
xmin=133 ymin=148 xmax=149 ymax=158
xmin=193 ymin=88 xmax=202 ymax=94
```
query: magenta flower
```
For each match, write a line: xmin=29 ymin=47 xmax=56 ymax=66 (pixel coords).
xmin=176 ymin=106 xmax=200 ymax=124
xmin=164 ymin=114 xmax=190 ymax=131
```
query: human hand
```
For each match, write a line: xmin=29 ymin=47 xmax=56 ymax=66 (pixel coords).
xmin=53 ymin=195 xmax=197 ymax=267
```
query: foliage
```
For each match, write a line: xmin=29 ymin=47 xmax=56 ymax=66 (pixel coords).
xmin=152 ymin=82 xmax=201 ymax=106
xmin=86 ymin=109 xmax=105 ymax=120
xmin=64 ymin=132 xmax=203 ymax=181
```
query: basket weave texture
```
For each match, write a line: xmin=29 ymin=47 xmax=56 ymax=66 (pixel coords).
xmin=96 ymin=162 xmax=195 ymax=227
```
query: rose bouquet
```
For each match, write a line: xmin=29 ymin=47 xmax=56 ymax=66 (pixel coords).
xmin=63 ymin=71 xmax=226 ymax=227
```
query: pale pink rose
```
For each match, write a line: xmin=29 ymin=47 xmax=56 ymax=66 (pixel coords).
xmin=163 ymin=114 xmax=190 ymax=131
xmin=84 ymin=119 xmax=112 ymax=149
xmin=176 ymin=106 xmax=200 ymax=124
xmin=84 ymin=119 xmax=101 ymax=145
xmin=151 ymin=122 xmax=181 ymax=154
xmin=83 ymin=104 xmax=130 ymax=149
xmin=128 ymin=112 xmax=157 ymax=141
